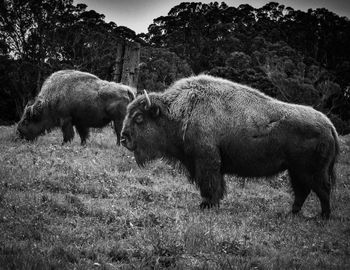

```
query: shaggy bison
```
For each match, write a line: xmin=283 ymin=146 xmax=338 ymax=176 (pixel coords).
xmin=121 ymin=75 xmax=339 ymax=218
xmin=17 ymin=70 xmax=135 ymax=145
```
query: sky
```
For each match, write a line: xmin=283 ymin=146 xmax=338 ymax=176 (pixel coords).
xmin=73 ymin=0 xmax=350 ymax=34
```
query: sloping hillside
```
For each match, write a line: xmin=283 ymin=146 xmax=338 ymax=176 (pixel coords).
xmin=0 ymin=126 xmax=349 ymax=269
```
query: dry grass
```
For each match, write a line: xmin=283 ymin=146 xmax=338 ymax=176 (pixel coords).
xmin=0 ymin=125 xmax=349 ymax=269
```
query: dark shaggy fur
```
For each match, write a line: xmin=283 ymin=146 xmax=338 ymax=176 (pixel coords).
xmin=121 ymin=75 xmax=339 ymax=218
xmin=17 ymin=70 xmax=135 ymax=145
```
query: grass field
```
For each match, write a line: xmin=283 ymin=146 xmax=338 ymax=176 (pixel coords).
xmin=0 ymin=125 xmax=349 ymax=270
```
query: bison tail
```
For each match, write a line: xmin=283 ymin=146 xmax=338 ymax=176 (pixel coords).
xmin=329 ymin=126 xmax=340 ymax=189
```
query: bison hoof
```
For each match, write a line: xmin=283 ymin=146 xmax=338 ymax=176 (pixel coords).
xmin=321 ymin=211 xmax=330 ymax=220
xmin=291 ymin=207 xmax=301 ymax=215
xmin=287 ymin=211 xmax=303 ymax=219
xmin=199 ymin=201 xmax=220 ymax=209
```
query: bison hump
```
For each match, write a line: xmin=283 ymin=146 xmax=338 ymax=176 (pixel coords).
xmin=98 ymin=87 xmax=119 ymax=101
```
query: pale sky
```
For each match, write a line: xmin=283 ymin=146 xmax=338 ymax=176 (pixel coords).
xmin=73 ymin=0 xmax=350 ymax=34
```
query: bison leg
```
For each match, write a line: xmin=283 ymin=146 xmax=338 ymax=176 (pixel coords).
xmin=290 ymin=169 xmax=331 ymax=219
xmin=289 ymin=171 xmax=311 ymax=214
xmin=311 ymin=172 xmax=331 ymax=219
xmin=76 ymin=125 xmax=89 ymax=145
xmin=113 ymin=119 xmax=123 ymax=146
xmin=61 ymin=118 xmax=74 ymax=144
xmin=194 ymin=151 xmax=226 ymax=209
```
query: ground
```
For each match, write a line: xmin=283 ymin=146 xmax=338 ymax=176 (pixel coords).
xmin=0 ymin=126 xmax=349 ymax=270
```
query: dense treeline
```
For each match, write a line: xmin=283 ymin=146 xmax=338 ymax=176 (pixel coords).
xmin=1 ymin=1 xmax=350 ymax=133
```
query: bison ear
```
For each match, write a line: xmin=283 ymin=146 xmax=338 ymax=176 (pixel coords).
xmin=26 ymin=99 xmax=35 ymax=107
xmin=149 ymin=104 xmax=160 ymax=118
xmin=127 ymin=89 xmax=136 ymax=101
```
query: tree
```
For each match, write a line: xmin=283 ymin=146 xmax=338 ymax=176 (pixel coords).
xmin=137 ymin=47 xmax=192 ymax=92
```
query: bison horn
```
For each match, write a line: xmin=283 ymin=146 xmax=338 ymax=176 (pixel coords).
xmin=29 ymin=105 xmax=34 ymax=116
xmin=143 ymin=89 xmax=151 ymax=109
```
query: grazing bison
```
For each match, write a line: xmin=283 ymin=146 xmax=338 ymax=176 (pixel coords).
xmin=121 ymin=75 xmax=339 ymax=218
xmin=17 ymin=70 xmax=135 ymax=145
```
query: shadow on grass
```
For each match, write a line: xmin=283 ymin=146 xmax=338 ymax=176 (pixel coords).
xmin=0 ymin=243 xmax=77 ymax=270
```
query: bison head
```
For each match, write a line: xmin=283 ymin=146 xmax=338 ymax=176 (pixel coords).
xmin=17 ymin=98 xmax=47 ymax=141
xmin=121 ymin=90 xmax=172 ymax=166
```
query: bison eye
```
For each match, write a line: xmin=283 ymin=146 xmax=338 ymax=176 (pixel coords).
xmin=134 ymin=114 xmax=144 ymax=124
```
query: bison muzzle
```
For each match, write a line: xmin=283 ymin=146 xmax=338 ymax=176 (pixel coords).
xmin=121 ymin=75 xmax=339 ymax=219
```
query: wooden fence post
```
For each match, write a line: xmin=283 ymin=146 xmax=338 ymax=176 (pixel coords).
xmin=113 ymin=40 xmax=140 ymax=87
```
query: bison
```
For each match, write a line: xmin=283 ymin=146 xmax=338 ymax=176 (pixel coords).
xmin=17 ymin=70 xmax=135 ymax=145
xmin=121 ymin=75 xmax=339 ymax=218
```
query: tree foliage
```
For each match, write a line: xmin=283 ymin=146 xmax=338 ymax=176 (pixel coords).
xmin=137 ymin=47 xmax=193 ymax=93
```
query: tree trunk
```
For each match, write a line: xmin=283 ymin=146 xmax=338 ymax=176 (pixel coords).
xmin=113 ymin=40 xmax=140 ymax=87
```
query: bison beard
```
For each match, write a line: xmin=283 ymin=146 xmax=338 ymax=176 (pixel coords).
xmin=134 ymin=147 xmax=160 ymax=167
xmin=121 ymin=75 xmax=339 ymax=219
